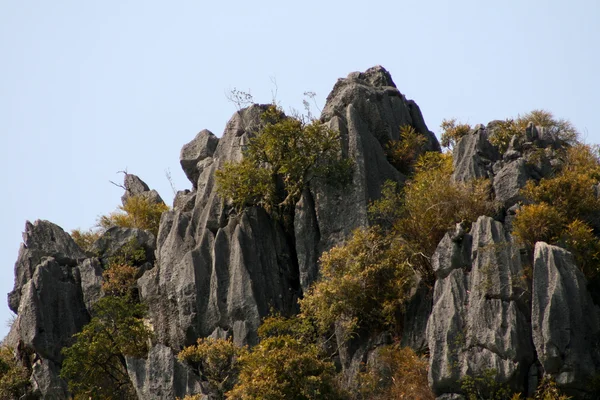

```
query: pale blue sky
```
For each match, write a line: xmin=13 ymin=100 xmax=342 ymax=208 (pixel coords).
xmin=1 ymin=0 xmax=598 ymax=337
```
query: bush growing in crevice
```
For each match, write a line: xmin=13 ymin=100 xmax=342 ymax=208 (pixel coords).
xmin=98 ymin=195 xmax=169 ymax=237
xmin=215 ymin=105 xmax=352 ymax=221
xmin=386 ymin=125 xmax=428 ymax=173
xmin=0 ymin=346 xmax=30 ymax=400
xmin=370 ymin=152 xmax=496 ymax=284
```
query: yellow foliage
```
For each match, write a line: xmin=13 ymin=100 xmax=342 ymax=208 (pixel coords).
xmin=386 ymin=125 xmax=428 ymax=173
xmin=102 ymin=263 xmax=138 ymax=298
xmin=356 ymin=345 xmax=434 ymax=400
xmin=70 ymin=228 xmax=102 ymax=251
xmin=98 ymin=195 xmax=169 ymax=237
xmin=227 ymin=335 xmax=341 ymax=400
xmin=392 ymin=152 xmax=496 ymax=282
xmin=440 ymin=118 xmax=471 ymax=150
xmin=178 ymin=337 xmax=243 ymax=400
xmin=0 ymin=346 xmax=30 ymax=399
xmin=512 ymin=203 xmax=565 ymax=249
xmin=299 ymin=227 xmax=414 ymax=339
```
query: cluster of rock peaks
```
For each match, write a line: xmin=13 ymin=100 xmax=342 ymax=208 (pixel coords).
xmin=5 ymin=66 xmax=600 ymax=399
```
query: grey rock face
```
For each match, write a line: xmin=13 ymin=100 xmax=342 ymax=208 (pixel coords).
xmin=180 ymin=129 xmax=219 ymax=188
xmin=531 ymin=243 xmax=599 ymax=392
xmin=427 ymin=216 xmax=532 ymax=396
xmin=492 ymin=159 xmax=529 ymax=208
xmin=452 ymin=128 xmax=499 ymax=182
xmin=121 ymin=173 xmax=164 ymax=205
xmin=90 ymin=226 xmax=156 ymax=267
xmin=15 ymin=257 xmax=89 ymax=363
xmin=8 ymin=220 xmax=85 ymax=313
xmin=30 ymin=358 xmax=69 ymax=400
xmin=127 ymin=344 xmax=203 ymax=400
xmin=140 ymin=105 xmax=299 ymax=349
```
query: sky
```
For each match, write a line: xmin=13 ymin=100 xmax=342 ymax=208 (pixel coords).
xmin=0 ymin=0 xmax=598 ymax=338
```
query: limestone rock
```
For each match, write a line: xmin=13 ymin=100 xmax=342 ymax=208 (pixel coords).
xmin=90 ymin=226 xmax=156 ymax=267
xmin=180 ymin=129 xmax=219 ymax=188
xmin=126 ymin=344 xmax=203 ymax=399
xmin=16 ymin=257 xmax=89 ymax=363
xmin=121 ymin=173 xmax=164 ymax=205
xmin=531 ymin=242 xmax=600 ymax=392
xmin=452 ymin=128 xmax=498 ymax=182
xmin=427 ymin=216 xmax=532 ymax=396
xmin=8 ymin=220 xmax=86 ymax=313
xmin=30 ymin=358 xmax=69 ymax=400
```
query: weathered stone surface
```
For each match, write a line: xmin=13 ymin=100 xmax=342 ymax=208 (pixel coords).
xmin=77 ymin=257 xmax=104 ymax=313
xmin=452 ymin=127 xmax=498 ymax=182
xmin=180 ymin=129 xmax=219 ymax=188
xmin=142 ymin=205 xmax=298 ymax=349
xmin=90 ymin=226 xmax=156 ymax=267
xmin=493 ymin=158 xmax=530 ymax=208
xmin=8 ymin=220 xmax=85 ymax=313
xmin=427 ymin=216 xmax=532 ymax=396
xmin=30 ymin=358 xmax=69 ymax=400
xmin=531 ymin=242 xmax=600 ymax=392
xmin=126 ymin=344 xmax=203 ymax=400
xmin=121 ymin=173 xmax=164 ymax=205
xmin=16 ymin=257 xmax=89 ymax=363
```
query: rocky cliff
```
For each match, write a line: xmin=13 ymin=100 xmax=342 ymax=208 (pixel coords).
xmin=4 ymin=66 xmax=600 ymax=399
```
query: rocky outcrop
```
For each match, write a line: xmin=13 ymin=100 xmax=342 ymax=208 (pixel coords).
xmin=532 ymin=243 xmax=600 ymax=395
xmin=180 ymin=129 xmax=219 ymax=189
xmin=8 ymin=220 xmax=86 ymax=314
xmin=427 ymin=216 xmax=533 ymax=396
xmin=126 ymin=344 xmax=203 ymax=400
xmin=121 ymin=173 xmax=164 ymax=205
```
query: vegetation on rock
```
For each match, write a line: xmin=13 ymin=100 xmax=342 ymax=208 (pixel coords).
xmin=215 ymin=105 xmax=352 ymax=217
xmin=0 ymin=346 xmax=30 ymax=399
xmin=513 ymin=143 xmax=600 ymax=279
xmin=98 ymin=195 xmax=169 ymax=237
xmin=60 ymin=296 xmax=152 ymax=399
xmin=178 ymin=338 xmax=243 ymax=400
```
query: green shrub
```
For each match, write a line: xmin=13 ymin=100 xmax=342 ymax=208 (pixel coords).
xmin=98 ymin=195 xmax=169 ymax=237
xmin=178 ymin=338 xmax=244 ymax=400
xmin=533 ymin=376 xmax=570 ymax=400
xmin=440 ymin=118 xmax=471 ymax=150
xmin=459 ymin=369 xmax=512 ymax=400
xmin=299 ymin=227 xmax=414 ymax=339
xmin=60 ymin=296 xmax=153 ymax=399
xmin=215 ymin=105 xmax=352 ymax=218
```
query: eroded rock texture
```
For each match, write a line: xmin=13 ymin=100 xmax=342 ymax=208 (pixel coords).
xmin=427 ymin=216 xmax=533 ymax=396
xmin=532 ymin=243 xmax=600 ymax=394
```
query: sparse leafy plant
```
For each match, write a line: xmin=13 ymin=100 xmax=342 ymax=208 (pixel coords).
xmin=178 ymin=337 xmax=244 ymax=400
xmin=299 ymin=227 xmax=414 ymax=340
xmin=440 ymin=118 xmax=471 ymax=150
xmin=71 ymin=228 xmax=102 ymax=251
xmin=61 ymin=296 xmax=153 ymax=399
xmin=98 ymin=195 xmax=169 ymax=237
xmin=354 ymin=345 xmax=434 ymax=400
xmin=0 ymin=346 xmax=30 ymax=399
xmin=459 ymin=369 xmax=512 ymax=400
xmin=375 ymin=152 xmax=495 ymax=283
xmin=386 ymin=125 xmax=428 ymax=173
xmin=216 ymin=105 xmax=352 ymax=218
